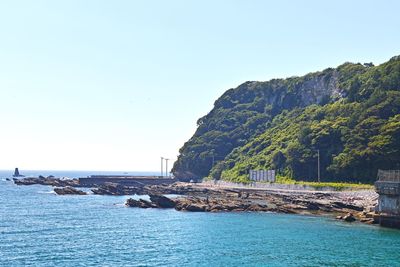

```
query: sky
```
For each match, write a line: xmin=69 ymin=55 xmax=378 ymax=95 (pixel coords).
xmin=0 ymin=0 xmax=399 ymax=172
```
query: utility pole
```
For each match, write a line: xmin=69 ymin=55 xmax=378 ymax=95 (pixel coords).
xmin=165 ymin=158 xmax=169 ymax=178
xmin=317 ymin=149 xmax=321 ymax=183
xmin=161 ymin=157 xmax=164 ymax=177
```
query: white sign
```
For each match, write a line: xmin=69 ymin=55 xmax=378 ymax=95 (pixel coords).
xmin=249 ymin=169 xmax=275 ymax=182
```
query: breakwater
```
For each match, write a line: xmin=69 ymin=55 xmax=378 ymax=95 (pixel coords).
xmin=78 ymin=175 xmax=176 ymax=187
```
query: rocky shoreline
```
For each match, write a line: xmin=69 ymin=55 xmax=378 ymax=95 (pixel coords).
xmin=124 ymin=183 xmax=378 ymax=224
xmin=12 ymin=177 xmax=379 ymax=225
xmin=13 ymin=177 xmax=80 ymax=187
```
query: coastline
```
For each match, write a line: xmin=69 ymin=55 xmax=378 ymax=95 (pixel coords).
xmin=12 ymin=177 xmax=379 ymax=226
xmin=125 ymin=182 xmax=379 ymax=224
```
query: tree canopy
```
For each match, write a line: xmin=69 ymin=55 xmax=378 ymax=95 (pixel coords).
xmin=172 ymin=56 xmax=400 ymax=183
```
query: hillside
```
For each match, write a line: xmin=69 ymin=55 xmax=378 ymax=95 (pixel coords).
xmin=172 ymin=56 xmax=400 ymax=183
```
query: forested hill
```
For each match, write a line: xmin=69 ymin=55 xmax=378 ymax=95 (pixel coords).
xmin=172 ymin=56 xmax=400 ymax=183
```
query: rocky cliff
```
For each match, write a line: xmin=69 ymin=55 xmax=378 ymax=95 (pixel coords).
xmin=172 ymin=56 xmax=400 ymax=182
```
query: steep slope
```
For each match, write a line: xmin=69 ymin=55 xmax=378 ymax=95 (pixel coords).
xmin=172 ymin=56 xmax=400 ymax=182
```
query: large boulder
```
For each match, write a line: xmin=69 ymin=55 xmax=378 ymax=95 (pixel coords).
xmin=92 ymin=183 xmax=143 ymax=195
xmin=343 ymin=213 xmax=356 ymax=222
xmin=149 ymin=195 xmax=176 ymax=208
xmin=178 ymin=203 xmax=207 ymax=212
xmin=54 ymin=187 xmax=87 ymax=195
xmin=125 ymin=198 xmax=155 ymax=208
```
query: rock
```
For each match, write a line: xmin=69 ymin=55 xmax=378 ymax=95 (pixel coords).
xmin=13 ymin=177 xmax=80 ymax=187
xmin=181 ymin=203 xmax=207 ymax=212
xmin=332 ymin=201 xmax=364 ymax=212
xmin=360 ymin=218 xmax=374 ymax=224
xmin=246 ymin=204 xmax=264 ymax=212
xmin=119 ymin=182 xmax=379 ymax=227
xmin=365 ymin=212 xmax=376 ymax=218
xmin=91 ymin=183 xmax=144 ymax=195
xmin=343 ymin=213 xmax=356 ymax=222
xmin=305 ymin=202 xmax=321 ymax=211
xmin=54 ymin=187 xmax=87 ymax=195
xmin=125 ymin=198 xmax=155 ymax=208
xmin=149 ymin=195 xmax=176 ymax=208
xmin=367 ymin=206 xmax=376 ymax=212
xmin=174 ymin=197 xmax=207 ymax=212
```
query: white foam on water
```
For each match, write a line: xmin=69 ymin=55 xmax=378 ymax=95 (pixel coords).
xmin=38 ymin=190 xmax=56 ymax=194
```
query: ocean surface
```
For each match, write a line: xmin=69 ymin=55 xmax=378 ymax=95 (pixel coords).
xmin=1 ymin=170 xmax=400 ymax=267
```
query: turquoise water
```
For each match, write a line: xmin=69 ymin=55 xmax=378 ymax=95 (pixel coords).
xmin=1 ymin=171 xmax=400 ymax=266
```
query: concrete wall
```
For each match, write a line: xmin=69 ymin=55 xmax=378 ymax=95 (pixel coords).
xmin=202 ymin=180 xmax=349 ymax=191
xmin=375 ymin=181 xmax=400 ymax=228
xmin=79 ymin=177 xmax=176 ymax=187
xmin=378 ymin=195 xmax=400 ymax=215
xmin=375 ymin=181 xmax=400 ymax=215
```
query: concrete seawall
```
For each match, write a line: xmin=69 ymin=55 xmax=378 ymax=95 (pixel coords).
xmin=79 ymin=176 xmax=176 ymax=187
xmin=201 ymin=180 xmax=357 ymax=192
xmin=375 ymin=181 xmax=400 ymax=228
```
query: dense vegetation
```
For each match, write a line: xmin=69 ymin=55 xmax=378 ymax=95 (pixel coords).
xmin=172 ymin=56 xmax=400 ymax=183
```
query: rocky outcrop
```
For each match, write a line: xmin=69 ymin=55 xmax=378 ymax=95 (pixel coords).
xmin=336 ymin=213 xmax=356 ymax=222
xmin=54 ymin=187 xmax=87 ymax=195
xmin=13 ymin=177 xmax=80 ymax=187
xmin=126 ymin=198 xmax=156 ymax=208
xmin=126 ymin=194 xmax=177 ymax=209
xmin=174 ymin=197 xmax=268 ymax=212
xmin=91 ymin=183 xmax=145 ymax=195
xmin=124 ymin=183 xmax=379 ymax=226
xmin=149 ymin=195 xmax=176 ymax=208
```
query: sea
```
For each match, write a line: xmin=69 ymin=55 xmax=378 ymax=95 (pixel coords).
xmin=1 ymin=170 xmax=400 ymax=267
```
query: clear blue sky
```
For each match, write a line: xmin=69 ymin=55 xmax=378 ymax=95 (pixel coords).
xmin=0 ymin=0 xmax=399 ymax=171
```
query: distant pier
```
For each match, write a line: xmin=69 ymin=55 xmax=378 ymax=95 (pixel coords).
xmin=79 ymin=175 xmax=176 ymax=187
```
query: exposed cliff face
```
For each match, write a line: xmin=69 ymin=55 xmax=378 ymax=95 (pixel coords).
xmin=173 ymin=56 xmax=400 ymax=182
xmin=296 ymin=70 xmax=342 ymax=105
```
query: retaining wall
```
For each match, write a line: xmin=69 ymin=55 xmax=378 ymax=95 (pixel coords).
xmin=79 ymin=177 xmax=176 ymax=187
xmin=201 ymin=180 xmax=349 ymax=191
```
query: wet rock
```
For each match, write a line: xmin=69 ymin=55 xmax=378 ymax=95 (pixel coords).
xmin=246 ymin=204 xmax=265 ymax=212
xmin=305 ymin=202 xmax=321 ymax=210
xmin=125 ymin=198 xmax=155 ymax=208
xmin=13 ymin=177 xmax=80 ymax=187
xmin=92 ymin=183 xmax=144 ymax=195
xmin=54 ymin=187 xmax=87 ymax=195
xmin=343 ymin=213 xmax=356 ymax=222
xmin=149 ymin=195 xmax=176 ymax=208
xmin=179 ymin=203 xmax=207 ymax=212
xmin=360 ymin=218 xmax=375 ymax=224
xmin=119 ymin=182 xmax=379 ymax=227
xmin=332 ymin=201 xmax=364 ymax=211
xmin=365 ymin=212 xmax=376 ymax=219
